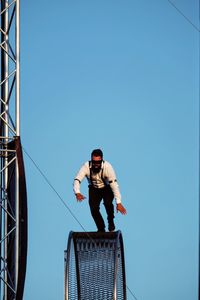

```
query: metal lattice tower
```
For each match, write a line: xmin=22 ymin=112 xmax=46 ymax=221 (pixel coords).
xmin=64 ymin=231 xmax=127 ymax=300
xmin=0 ymin=1 xmax=27 ymax=299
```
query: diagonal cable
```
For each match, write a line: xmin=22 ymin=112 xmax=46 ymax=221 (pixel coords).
xmin=22 ymin=147 xmax=87 ymax=232
xmin=22 ymin=146 xmax=139 ymax=300
xmin=167 ymin=0 xmax=200 ymax=32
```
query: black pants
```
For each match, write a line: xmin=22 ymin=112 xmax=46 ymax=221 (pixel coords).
xmin=89 ymin=185 xmax=114 ymax=231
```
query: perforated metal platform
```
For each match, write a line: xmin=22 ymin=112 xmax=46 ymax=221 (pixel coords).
xmin=64 ymin=231 xmax=126 ymax=300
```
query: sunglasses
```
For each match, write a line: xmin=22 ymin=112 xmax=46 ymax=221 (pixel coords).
xmin=92 ymin=160 xmax=102 ymax=165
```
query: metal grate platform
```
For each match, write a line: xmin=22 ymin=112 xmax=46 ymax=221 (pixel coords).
xmin=64 ymin=231 xmax=126 ymax=300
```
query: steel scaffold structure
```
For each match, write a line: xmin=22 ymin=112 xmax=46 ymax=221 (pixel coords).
xmin=0 ymin=1 xmax=27 ymax=299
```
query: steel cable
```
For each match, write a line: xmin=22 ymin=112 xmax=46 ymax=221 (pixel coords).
xmin=23 ymin=147 xmax=139 ymax=300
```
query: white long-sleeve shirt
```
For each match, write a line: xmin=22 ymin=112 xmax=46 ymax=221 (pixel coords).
xmin=73 ymin=160 xmax=122 ymax=204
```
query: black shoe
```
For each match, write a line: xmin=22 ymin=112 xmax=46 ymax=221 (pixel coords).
xmin=108 ymin=223 xmax=115 ymax=232
xmin=97 ymin=229 xmax=105 ymax=233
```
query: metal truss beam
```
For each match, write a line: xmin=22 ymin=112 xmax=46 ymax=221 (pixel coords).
xmin=0 ymin=1 xmax=26 ymax=300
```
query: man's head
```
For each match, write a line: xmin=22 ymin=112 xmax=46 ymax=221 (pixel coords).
xmin=91 ymin=149 xmax=103 ymax=173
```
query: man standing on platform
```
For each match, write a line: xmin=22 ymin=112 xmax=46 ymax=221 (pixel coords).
xmin=73 ymin=149 xmax=127 ymax=232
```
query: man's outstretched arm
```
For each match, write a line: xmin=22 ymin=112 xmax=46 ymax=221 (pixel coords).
xmin=105 ymin=162 xmax=127 ymax=215
xmin=73 ymin=163 xmax=88 ymax=202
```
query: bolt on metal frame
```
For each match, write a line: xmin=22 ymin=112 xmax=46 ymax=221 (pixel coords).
xmin=0 ymin=0 xmax=20 ymax=299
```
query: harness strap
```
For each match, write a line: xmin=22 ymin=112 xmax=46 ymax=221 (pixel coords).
xmin=101 ymin=161 xmax=107 ymax=186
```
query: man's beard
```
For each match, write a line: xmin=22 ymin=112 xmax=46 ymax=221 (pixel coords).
xmin=91 ymin=166 xmax=101 ymax=174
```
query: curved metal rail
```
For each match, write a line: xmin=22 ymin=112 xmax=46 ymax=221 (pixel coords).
xmin=64 ymin=231 xmax=126 ymax=300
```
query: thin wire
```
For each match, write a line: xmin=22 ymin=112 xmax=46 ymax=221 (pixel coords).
xmin=22 ymin=147 xmax=87 ymax=233
xmin=167 ymin=0 xmax=200 ymax=32
xmin=126 ymin=285 xmax=139 ymax=300
xmin=23 ymin=147 xmax=139 ymax=300
xmin=167 ymin=1 xmax=200 ymax=296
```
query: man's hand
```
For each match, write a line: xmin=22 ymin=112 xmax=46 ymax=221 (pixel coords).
xmin=76 ymin=193 xmax=86 ymax=202
xmin=116 ymin=203 xmax=127 ymax=215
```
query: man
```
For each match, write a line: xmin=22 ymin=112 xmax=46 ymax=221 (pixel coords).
xmin=73 ymin=149 xmax=127 ymax=232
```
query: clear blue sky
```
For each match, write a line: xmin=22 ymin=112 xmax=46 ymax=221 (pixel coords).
xmin=20 ymin=1 xmax=199 ymax=299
